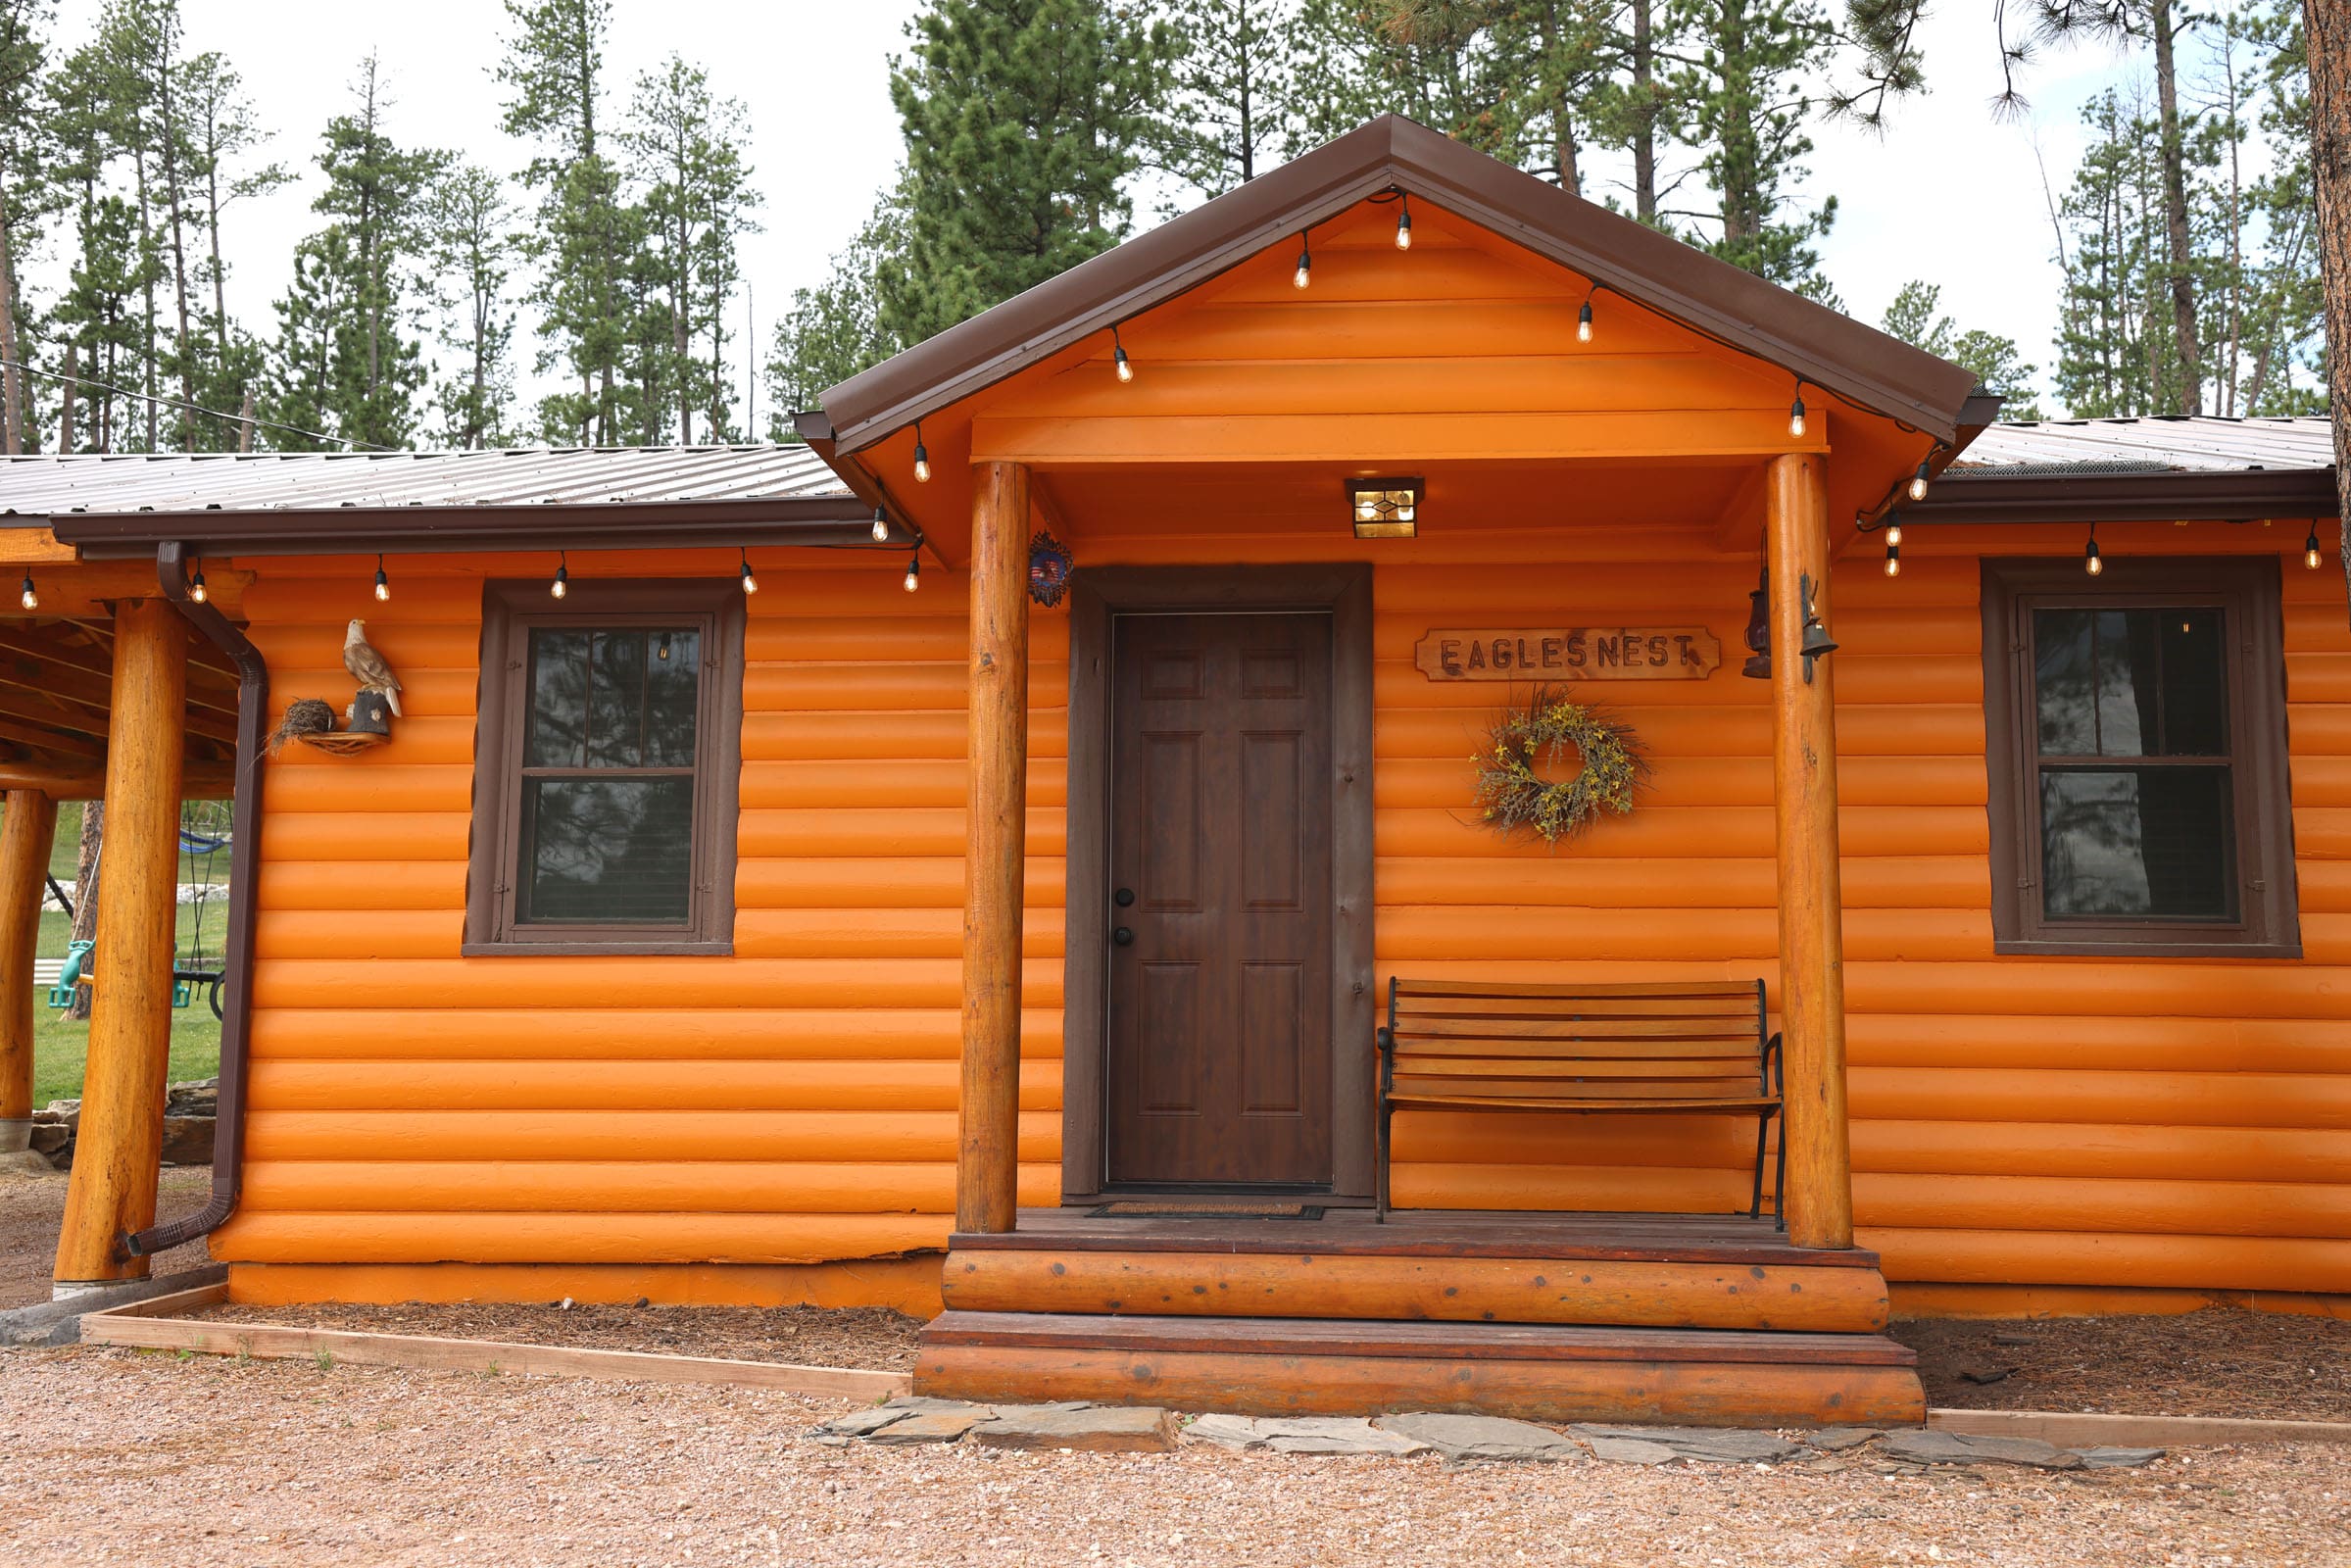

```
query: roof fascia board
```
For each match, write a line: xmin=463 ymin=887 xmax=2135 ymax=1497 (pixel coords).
xmin=1903 ymin=466 xmax=2336 ymax=524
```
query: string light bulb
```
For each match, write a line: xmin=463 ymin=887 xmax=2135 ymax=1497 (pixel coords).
xmin=1112 ymin=325 xmax=1134 ymax=383
xmin=1788 ymin=390 xmax=1808 ymax=440
xmin=2307 ymin=526 xmax=2325 ymax=569
xmin=1886 ymin=520 xmax=1904 ymax=547
xmin=17 ymin=573 xmax=33 ymax=612
xmin=1884 ymin=540 xmax=1901 ymax=577
xmin=911 ymin=423 xmax=931 ymax=484
xmin=1577 ymin=298 xmax=1593 ymax=344
xmin=1394 ymin=195 xmax=1412 ymax=251
xmin=871 ymin=507 xmax=890 ymax=544
xmin=902 ymin=553 xmax=920 ymax=594
xmin=550 ymin=551 xmax=568 ymax=600
xmin=372 ymin=554 xmax=389 ymax=602
xmin=1909 ymin=461 xmax=1931 ymax=502
xmin=189 ymin=560 xmax=208 ymax=604
xmin=2084 ymin=524 xmax=2103 ymax=577
xmin=739 ymin=548 xmax=759 ymax=595
xmin=1294 ymin=233 xmax=1311 ymax=290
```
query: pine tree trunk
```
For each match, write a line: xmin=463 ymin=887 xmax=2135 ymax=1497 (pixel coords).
xmin=2150 ymin=0 xmax=2202 ymax=414
xmin=60 ymin=342 xmax=76 ymax=451
xmin=158 ymin=27 xmax=199 ymax=451
xmin=133 ymin=152 xmax=159 ymax=450
xmin=2306 ymin=0 xmax=2351 ymax=618
xmin=0 ymin=188 xmax=23 ymax=456
xmin=1633 ymin=0 xmax=1656 ymax=222
xmin=66 ymin=802 xmax=101 ymax=1023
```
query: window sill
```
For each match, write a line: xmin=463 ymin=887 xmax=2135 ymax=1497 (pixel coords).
xmin=461 ymin=940 xmax=734 ymax=957
xmin=1992 ymin=937 xmax=2303 ymax=960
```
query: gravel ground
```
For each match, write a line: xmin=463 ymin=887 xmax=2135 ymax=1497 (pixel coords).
xmin=1 ymin=1347 xmax=2345 ymax=1568
xmin=0 ymin=1169 xmax=213 ymax=1307
xmin=182 ymin=1299 xmax=924 ymax=1370
xmin=1896 ymin=1310 xmax=2351 ymax=1422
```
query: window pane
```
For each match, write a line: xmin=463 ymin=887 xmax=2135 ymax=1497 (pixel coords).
xmin=587 ymin=631 xmax=648 ymax=767
xmin=645 ymin=628 xmax=701 ymax=766
xmin=2033 ymin=610 xmax=2097 ymax=754
xmin=2159 ymin=611 xmax=2227 ymax=755
xmin=519 ymin=777 xmax=695 ymax=925
xmin=2094 ymin=610 xmax=2154 ymax=756
xmin=525 ymin=630 xmax=589 ymax=767
xmin=2040 ymin=767 xmax=2232 ymax=921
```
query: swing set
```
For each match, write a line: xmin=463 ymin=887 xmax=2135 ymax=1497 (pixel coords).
xmin=47 ymin=801 xmax=231 ymax=1019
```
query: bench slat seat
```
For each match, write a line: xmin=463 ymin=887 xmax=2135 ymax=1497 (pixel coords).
xmin=1377 ymin=977 xmax=1785 ymax=1225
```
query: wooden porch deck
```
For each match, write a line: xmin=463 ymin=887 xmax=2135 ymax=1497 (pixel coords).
xmin=916 ymin=1208 xmax=1924 ymax=1428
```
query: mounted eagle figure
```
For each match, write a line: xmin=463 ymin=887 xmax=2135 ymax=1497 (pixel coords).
xmin=342 ymin=618 xmax=404 ymax=717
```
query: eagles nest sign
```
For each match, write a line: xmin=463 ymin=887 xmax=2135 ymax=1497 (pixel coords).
xmin=1415 ymin=626 xmax=1723 ymax=681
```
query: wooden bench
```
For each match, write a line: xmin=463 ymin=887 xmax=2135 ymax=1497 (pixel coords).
xmin=1376 ymin=979 xmax=1784 ymax=1225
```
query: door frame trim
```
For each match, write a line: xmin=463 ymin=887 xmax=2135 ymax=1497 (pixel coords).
xmin=1061 ymin=564 xmax=1376 ymax=1205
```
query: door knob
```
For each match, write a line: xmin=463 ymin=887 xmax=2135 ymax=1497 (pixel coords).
xmin=1112 ymin=926 xmax=1134 ymax=947
xmin=1114 ymin=887 xmax=1136 ymax=906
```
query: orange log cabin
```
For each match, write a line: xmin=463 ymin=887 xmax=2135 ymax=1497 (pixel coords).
xmin=5 ymin=118 xmax=2346 ymax=1427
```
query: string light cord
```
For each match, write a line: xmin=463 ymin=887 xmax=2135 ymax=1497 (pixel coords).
xmin=0 ymin=358 xmax=399 ymax=453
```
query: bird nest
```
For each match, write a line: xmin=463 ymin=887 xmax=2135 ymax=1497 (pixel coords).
xmin=267 ymin=698 xmax=339 ymax=755
xmin=1470 ymin=687 xmax=1647 ymax=845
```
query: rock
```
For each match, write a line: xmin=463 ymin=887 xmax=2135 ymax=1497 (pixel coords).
xmin=2076 ymin=1446 xmax=2165 ymax=1469
xmin=1879 ymin=1431 xmax=2082 ymax=1470
xmin=1254 ymin=1418 xmax=1430 ymax=1456
xmin=1181 ymin=1413 xmax=1267 ymax=1449
xmin=868 ymin=1407 xmax=994 ymax=1446
xmin=973 ymin=1405 xmax=1176 ymax=1452
xmin=158 ymin=1116 xmax=214 ymax=1165
xmin=0 ymin=1149 xmax=51 ymax=1175
xmin=26 ymin=1123 xmax=68 ymax=1156
xmin=1584 ymin=1435 xmax=1682 ymax=1465
xmin=1957 ymin=1363 xmax=2016 ymax=1385
xmin=1374 ymin=1412 xmax=1579 ymax=1462
xmin=880 ymin=1396 xmax=997 ymax=1416
xmin=1801 ymin=1427 xmax=1884 ymax=1452
xmin=1571 ymin=1425 xmax=1802 ymax=1464
xmin=811 ymin=1405 xmax=916 ymax=1440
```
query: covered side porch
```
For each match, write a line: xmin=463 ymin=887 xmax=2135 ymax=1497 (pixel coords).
xmin=801 ymin=117 xmax=1995 ymax=1424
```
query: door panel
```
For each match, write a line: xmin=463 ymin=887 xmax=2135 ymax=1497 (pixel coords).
xmin=1106 ymin=611 xmax=1335 ymax=1187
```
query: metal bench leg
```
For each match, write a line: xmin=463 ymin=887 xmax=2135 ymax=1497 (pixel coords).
xmin=1749 ymin=1113 xmax=1768 ymax=1221
xmin=1773 ymin=1117 xmax=1788 ymax=1232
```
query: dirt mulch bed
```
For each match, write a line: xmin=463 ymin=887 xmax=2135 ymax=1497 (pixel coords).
xmin=1894 ymin=1307 xmax=2351 ymax=1422
xmin=0 ymin=1169 xmax=214 ymax=1309
xmin=181 ymin=1298 xmax=924 ymax=1371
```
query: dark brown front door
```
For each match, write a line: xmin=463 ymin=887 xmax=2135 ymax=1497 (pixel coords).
xmin=1105 ymin=611 xmax=1335 ymax=1188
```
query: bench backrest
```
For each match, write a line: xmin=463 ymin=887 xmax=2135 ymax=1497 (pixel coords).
xmin=1383 ymin=979 xmax=1773 ymax=1103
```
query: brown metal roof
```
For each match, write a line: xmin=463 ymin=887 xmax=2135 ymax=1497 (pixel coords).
xmin=813 ymin=116 xmax=1989 ymax=453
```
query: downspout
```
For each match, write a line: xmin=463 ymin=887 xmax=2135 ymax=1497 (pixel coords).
xmin=122 ymin=541 xmax=264 ymax=1259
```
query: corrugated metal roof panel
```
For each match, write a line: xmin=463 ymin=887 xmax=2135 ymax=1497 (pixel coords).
xmin=0 ymin=445 xmax=853 ymax=516
xmin=1958 ymin=416 xmax=2334 ymax=472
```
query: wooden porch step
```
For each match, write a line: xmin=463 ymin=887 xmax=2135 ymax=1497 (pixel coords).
xmin=914 ymin=1311 xmax=1926 ymax=1428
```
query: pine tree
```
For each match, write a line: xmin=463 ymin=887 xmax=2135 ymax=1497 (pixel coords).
xmin=1665 ymin=0 xmax=1838 ymax=291
xmin=766 ymin=186 xmax=908 ymax=437
xmin=1881 ymin=279 xmax=2042 ymax=419
xmin=878 ymin=0 xmax=1178 ymax=346
xmin=260 ymin=227 xmax=350 ymax=449
xmin=178 ymin=49 xmax=284 ymax=443
xmin=621 ymin=54 xmax=759 ymax=445
xmin=0 ymin=0 xmax=53 ymax=454
xmin=424 ymin=166 xmax=517 ymax=448
xmin=53 ymin=193 xmax=151 ymax=450
xmin=1290 ymin=0 xmax=1527 ymax=162
xmin=1156 ymin=0 xmax=1307 ymax=198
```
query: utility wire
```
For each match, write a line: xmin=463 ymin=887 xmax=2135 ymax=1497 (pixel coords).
xmin=0 ymin=359 xmax=400 ymax=453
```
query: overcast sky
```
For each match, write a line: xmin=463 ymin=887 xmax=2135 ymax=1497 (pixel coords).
xmin=45 ymin=0 xmax=2151 ymax=424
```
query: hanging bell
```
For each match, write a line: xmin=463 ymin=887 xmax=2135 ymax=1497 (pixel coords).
xmin=1798 ymin=571 xmax=1837 ymax=682
xmin=1740 ymin=570 xmax=1772 ymax=680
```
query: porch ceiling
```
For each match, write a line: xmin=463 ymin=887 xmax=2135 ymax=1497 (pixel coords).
xmin=0 ymin=615 xmax=239 ymax=799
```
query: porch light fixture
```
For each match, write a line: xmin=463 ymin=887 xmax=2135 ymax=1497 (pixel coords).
xmin=871 ymin=506 xmax=890 ymax=544
xmin=912 ymin=422 xmax=931 ymax=483
xmin=17 ymin=572 xmax=33 ymax=612
xmin=550 ymin=551 xmax=568 ymax=600
xmin=1788 ymin=385 xmax=1808 ymax=440
xmin=372 ymin=554 xmax=389 ymax=602
xmin=2084 ymin=523 xmax=2102 ymax=577
xmin=1394 ymin=195 xmax=1412 ymax=251
xmin=1347 ymin=476 xmax=1423 ymax=539
xmin=1294 ymin=231 xmax=1312 ymax=290
xmin=1740 ymin=568 xmax=1770 ymax=679
xmin=739 ymin=548 xmax=759 ymax=595
xmin=1112 ymin=324 xmax=1134 ymax=382
xmin=903 ymin=552 xmax=920 ymax=593
xmin=1908 ymin=461 xmax=1931 ymax=501
xmin=2307 ymin=525 xmax=2325 ymax=569
xmin=189 ymin=559 xmax=208 ymax=604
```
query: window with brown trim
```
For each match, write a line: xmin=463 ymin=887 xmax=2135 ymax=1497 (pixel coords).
xmin=466 ymin=580 xmax=743 ymax=955
xmin=1981 ymin=558 xmax=2298 ymax=957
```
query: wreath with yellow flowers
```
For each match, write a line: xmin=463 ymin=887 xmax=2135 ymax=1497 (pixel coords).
xmin=1471 ymin=687 xmax=1648 ymax=845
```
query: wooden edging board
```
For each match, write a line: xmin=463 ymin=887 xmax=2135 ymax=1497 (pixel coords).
xmin=77 ymin=1284 xmax=909 ymax=1401
xmin=1931 ymin=1406 xmax=2351 ymax=1448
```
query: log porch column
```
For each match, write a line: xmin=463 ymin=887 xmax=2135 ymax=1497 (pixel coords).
xmin=54 ymin=596 xmax=185 ymax=1288
xmin=0 ymin=789 xmax=57 ymax=1155
xmin=958 ymin=460 xmax=1031 ymax=1234
xmin=1765 ymin=452 xmax=1856 ymax=1251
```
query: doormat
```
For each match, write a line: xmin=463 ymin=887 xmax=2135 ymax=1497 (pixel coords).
xmin=1089 ymin=1201 xmax=1327 ymax=1220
